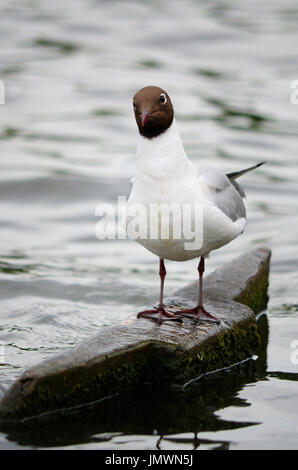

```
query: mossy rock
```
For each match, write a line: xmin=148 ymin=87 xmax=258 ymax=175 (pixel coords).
xmin=0 ymin=248 xmax=270 ymax=421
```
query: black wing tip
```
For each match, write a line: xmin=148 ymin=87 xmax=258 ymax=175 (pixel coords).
xmin=227 ymin=161 xmax=266 ymax=180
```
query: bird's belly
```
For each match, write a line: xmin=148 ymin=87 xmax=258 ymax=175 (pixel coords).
xmin=125 ymin=187 xmax=245 ymax=261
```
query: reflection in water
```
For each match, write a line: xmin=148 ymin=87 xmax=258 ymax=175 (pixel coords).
xmin=0 ymin=360 xmax=261 ymax=449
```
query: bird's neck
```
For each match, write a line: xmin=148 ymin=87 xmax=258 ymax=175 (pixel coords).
xmin=135 ymin=119 xmax=193 ymax=182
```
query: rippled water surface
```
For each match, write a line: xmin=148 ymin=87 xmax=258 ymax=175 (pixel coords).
xmin=0 ymin=0 xmax=298 ymax=450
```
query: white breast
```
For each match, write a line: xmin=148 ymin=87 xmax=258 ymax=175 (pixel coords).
xmin=125 ymin=120 xmax=246 ymax=261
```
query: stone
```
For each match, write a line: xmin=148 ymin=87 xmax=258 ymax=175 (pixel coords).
xmin=0 ymin=248 xmax=271 ymax=420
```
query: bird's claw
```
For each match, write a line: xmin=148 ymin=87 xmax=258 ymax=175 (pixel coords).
xmin=174 ymin=306 xmax=220 ymax=323
xmin=137 ymin=306 xmax=183 ymax=323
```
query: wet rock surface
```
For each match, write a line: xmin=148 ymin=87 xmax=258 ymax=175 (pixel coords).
xmin=0 ymin=248 xmax=271 ymax=421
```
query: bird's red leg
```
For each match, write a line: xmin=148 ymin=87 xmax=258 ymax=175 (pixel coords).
xmin=137 ymin=258 xmax=182 ymax=322
xmin=175 ymin=256 xmax=220 ymax=323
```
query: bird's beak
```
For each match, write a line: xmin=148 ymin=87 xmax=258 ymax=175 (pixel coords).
xmin=141 ymin=109 xmax=152 ymax=127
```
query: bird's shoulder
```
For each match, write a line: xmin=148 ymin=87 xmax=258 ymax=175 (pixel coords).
xmin=196 ymin=165 xmax=246 ymax=222
xmin=197 ymin=166 xmax=232 ymax=191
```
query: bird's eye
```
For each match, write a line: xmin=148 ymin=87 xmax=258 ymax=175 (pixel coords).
xmin=159 ymin=93 xmax=167 ymax=104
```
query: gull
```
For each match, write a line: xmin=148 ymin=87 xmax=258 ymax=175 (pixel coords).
xmin=125 ymin=85 xmax=264 ymax=323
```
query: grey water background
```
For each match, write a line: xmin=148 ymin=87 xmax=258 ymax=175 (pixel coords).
xmin=0 ymin=0 xmax=298 ymax=450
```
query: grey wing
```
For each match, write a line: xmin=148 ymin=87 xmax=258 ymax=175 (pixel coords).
xmin=198 ymin=166 xmax=246 ymax=222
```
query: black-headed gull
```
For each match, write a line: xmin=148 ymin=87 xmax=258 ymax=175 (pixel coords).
xmin=125 ymin=86 xmax=264 ymax=323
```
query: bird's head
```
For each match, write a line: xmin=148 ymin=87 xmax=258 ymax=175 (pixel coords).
xmin=133 ymin=86 xmax=174 ymax=139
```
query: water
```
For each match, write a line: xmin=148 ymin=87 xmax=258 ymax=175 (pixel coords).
xmin=0 ymin=0 xmax=298 ymax=450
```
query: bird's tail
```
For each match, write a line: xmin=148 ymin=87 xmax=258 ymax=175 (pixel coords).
xmin=227 ymin=162 xmax=265 ymax=181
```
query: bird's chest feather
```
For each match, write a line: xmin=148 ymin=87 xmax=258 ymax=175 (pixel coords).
xmin=126 ymin=176 xmax=202 ymax=249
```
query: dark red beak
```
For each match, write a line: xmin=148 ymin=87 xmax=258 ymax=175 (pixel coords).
xmin=141 ymin=109 xmax=152 ymax=127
